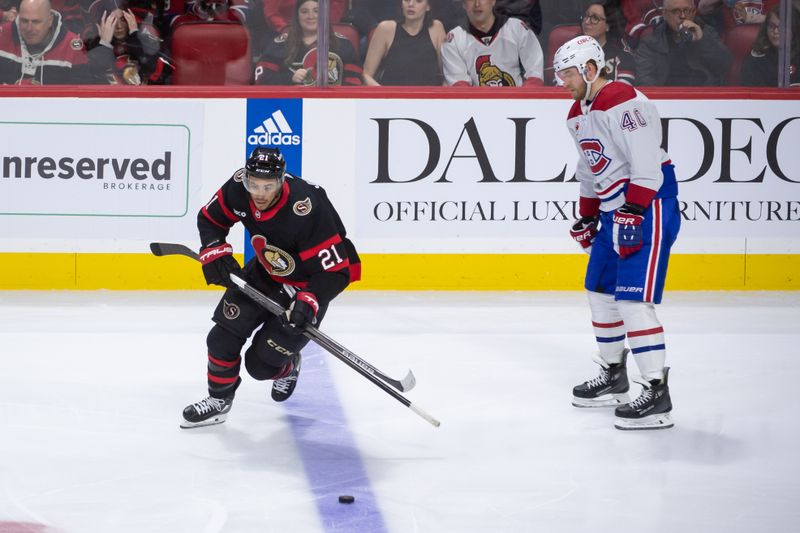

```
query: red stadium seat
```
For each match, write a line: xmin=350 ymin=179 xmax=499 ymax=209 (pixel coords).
xmin=545 ymin=24 xmax=582 ymax=85
xmin=333 ymin=22 xmax=361 ymax=57
xmin=723 ymin=23 xmax=760 ymax=85
xmin=170 ymin=22 xmax=252 ymax=85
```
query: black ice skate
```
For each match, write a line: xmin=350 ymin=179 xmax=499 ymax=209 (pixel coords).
xmin=572 ymin=349 xmax=630 ymax=408
xmin=180 ymin=395 xmax=233 ymax=429
xmin=614 ymin=367 xmax=673 ymax=430
xmin=271 ymin=352 xmax=301 ymax=402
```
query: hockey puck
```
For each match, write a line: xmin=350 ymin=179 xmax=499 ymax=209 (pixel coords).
xmin=338 ymin=495 xmax=355 ymax=504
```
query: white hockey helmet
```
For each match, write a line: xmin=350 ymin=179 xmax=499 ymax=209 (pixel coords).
xmin=552 ymin=35 xmax=605 ymax=85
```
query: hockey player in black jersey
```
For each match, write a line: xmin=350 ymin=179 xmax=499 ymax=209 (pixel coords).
xmin=181 ymin=146 xmax=361 ymax=428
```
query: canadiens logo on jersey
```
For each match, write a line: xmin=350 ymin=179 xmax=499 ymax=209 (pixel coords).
xmin=580 ymin=138 xmax=612 ymax=175
xmin=251 ymin=235 xmax=295 ymax=277
xmin=293 ymin=197 xmax=312 ymax=216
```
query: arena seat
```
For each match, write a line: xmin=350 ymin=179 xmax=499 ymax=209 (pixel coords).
xmin=333 ymin=22 xmax=361 ymax=58
xmin=545 ymin=24 xmax=582 ymax=85
xmin=170 ymin=21 xmax=252 ymax=85
xmin=723 ymin=23 xmax=760 ymax=85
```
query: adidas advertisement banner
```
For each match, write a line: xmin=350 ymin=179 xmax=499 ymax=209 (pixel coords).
xmin=246 ymin=99 xmax=303 ymax=175
xmin=244 ymin=98 xmax=303 ymax=262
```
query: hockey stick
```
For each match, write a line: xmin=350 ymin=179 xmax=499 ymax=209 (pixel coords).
xmin=149 ymin=242 xmax=438 ymax=427
xmin=150 ymin=241 xmax=200 ymax=261
xmin=227 ymin=275 xmax=439 ymax=428
xmin=149 ymin=242 xmax=418 ymax=394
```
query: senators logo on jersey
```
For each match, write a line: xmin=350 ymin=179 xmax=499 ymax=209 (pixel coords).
xmin=251 ymin=235 xmax=295 ymax=277
xmin=293 ymin=197 xmax=312 ymax=216
xmin=579 ymin=138 xmax=612 ymax=175
xmin=222 ymin=300 xmax=240 ymax=319
xmin=476 ymin=55 xmax=515 ymax=87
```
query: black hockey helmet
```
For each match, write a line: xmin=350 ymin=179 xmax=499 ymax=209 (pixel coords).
xmin=245 ymin=147 xmax=286 ymax=182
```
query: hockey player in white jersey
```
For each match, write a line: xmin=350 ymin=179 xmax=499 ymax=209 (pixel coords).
xmin=441 ymin=0 xmax=543 ymax=86
xmin=554 ymin=35 xmax=680 ymax=430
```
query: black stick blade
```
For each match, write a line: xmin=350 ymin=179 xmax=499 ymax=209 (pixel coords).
xmin=149 ymin=242 xmax=199 ymax=261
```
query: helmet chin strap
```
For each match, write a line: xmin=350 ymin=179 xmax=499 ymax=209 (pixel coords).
xmin=580 ymin=67 xmax=601 ymax=114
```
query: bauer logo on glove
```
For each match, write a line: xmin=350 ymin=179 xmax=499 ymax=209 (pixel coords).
xmin=612 ymin=203 xmax=645 ymax=259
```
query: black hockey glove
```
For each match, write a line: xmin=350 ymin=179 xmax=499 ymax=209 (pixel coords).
xmin=281 ymin=291 xmax=319 ymax=334
xmin=199 ymin=241 xmax=243 ymax=289
xmin=569 ymin=215 xmax=599 ymax=254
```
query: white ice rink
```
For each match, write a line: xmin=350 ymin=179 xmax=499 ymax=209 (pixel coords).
xmin=1 ymin=290 xmax=799 ymax=533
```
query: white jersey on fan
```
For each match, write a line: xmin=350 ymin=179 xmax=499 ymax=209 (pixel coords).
xmin=566 ymin=81 xmax=670 ymax=212
xmin=441 ymin=17 xmax=543 ymax=87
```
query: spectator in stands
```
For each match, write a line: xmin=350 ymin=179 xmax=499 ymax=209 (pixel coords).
xmin=441 ymin=0 xmax=543 ymax=86
xmin=581 ymin=1 xmax=637 ymax=84
xmin=362 ymin=0 xmax=446 ymax=86
xmin=495 ymin=0 xmax=541 ymax=34
xmin=254 ymin=0 xmax=362 ymax=85
xmin=262 ymin=0 xmax=343 ymax=35
xmin=51 ymin=0 xmax=82 ymax=32
xmin=171 ymin=0 xmax=245 ymax=24
xmin=741 ymin=5 xmax=800 ymax=86
xmin=620 ymin=0 xmax=665 ymax=47
xmin=698 ymin=0 xmax=779 ymax=32
xmin=1 ymin=0 xmax=18 ymax=22
xmin=635 ymin=0 xmax=732 ymax=85
xmin=83 ymin=1 xmax=172 ymax=84
xmin=539 ymin=0 xmax=586 ymax=48
xmin=349 ymin=0 xmax=461 ymax=56
xmin=0 ymin=0 xmax=114 ymax=83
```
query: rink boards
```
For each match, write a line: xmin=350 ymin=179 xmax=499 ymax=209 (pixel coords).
xmin=0 ymin=87 xmax=798 ymax=290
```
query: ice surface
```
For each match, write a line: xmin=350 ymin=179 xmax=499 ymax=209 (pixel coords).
xmin=1 ymin=290 xmax=799 ymax=533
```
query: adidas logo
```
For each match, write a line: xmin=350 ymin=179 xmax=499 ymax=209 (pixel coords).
xmin=247 ymin=110 xmax=301 ymax=146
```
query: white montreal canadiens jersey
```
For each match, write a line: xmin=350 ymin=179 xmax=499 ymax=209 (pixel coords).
xmin=441 ymin=18 xmax=543 ymax=86
xmin=566 ymin=82 xmax=670 ymax=212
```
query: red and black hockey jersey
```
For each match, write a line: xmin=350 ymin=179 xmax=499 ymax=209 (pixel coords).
xmin=253 ymin=32 xmax=362 ymax=86
xmin=199 ymin=171 xmax=361 ymax=305
xmin=0 ymin=12 xmax=113 ymax=84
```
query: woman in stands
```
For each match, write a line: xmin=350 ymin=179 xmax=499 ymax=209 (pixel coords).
xmin=254 ymin=0 xmax=362 ymax=85
xmin=740 ymin=5 xmax=800 ymax=86
xmin=580 ymin=1 xmax=637 ymax=85
xmin=83 ymin=0 xmax=172 ymax=84
xmin=362 ymin=0 xmax=446 ymax=86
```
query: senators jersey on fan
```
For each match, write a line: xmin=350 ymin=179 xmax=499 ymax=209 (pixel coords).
xmin=441 ymin=14 xmax=543 ymax=87
xmin=198 ymin=171 xmax=360 ymax=305
xmin=566 ymin=81 xmax=677 ymax=215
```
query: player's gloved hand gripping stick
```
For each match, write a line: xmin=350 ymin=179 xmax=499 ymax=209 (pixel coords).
xmin=150 ymin=242 xmax=440 ymax=428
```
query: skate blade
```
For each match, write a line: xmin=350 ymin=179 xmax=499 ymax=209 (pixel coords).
xmin=180 ymin=413 xmax=228 ymax=429
xmin=572 ymin=393 xmax=629 ymax=408
xmin=614 ymin=412 xmax=673 ymax=430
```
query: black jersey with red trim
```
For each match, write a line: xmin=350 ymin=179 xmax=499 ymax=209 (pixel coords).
xmin=198 ymin=170 xmax=360 ymax=304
